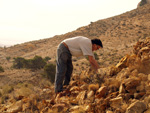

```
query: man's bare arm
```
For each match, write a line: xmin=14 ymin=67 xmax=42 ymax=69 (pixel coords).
xmin=88 ymin=55 xmax=99 ymax=70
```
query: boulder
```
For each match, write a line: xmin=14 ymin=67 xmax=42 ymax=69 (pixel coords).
xmin=80 ymin=84 xmax=88 ymax=90
xmin=106 ymin=111 xmax=113 ymax=113
xmin=126 ymin=100 xmax=146 ymax=113
xmin=88 ymin=83 xmax=99 ymax=92
xmin=52 ymin=103 xmax=66 ymax=112
xmin=116 ymin=55 xmax=129 ymax=69
xmin=119 ymin=83 xmax=126 ymax=94
xmin=123 ymin=77 xmax=140 ymax=91
xmin=109 ymin=97 xmax=123 ymax=109
xmin=70 ymin=86 xmax=80 ymax=92
xmin=6 ymin=100 xmax=23 ymax=113
xmin=87 ymin=90 xmax=95 ymax=98
xmin=69 ymin=105 xmax=84 ymax=112
xmin=96 ymin=86 xmax=107 ymax=98
xmin=76 ymin=91 xmax=86 ymax=104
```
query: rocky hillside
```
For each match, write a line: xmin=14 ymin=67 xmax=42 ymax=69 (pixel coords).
xmin=0 ymin=3 xmax=150 ymax=113
xmin=0 ymin=37 xmax=150 ymax=112
xmin=0 ymin=4 xmax=150 ymax=66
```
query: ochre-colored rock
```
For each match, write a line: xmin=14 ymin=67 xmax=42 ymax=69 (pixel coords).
xmin=6 ymin=100 xmax=23 ymax=113
xmin=126 ymin=100 xmax=146 ymax=113
xmin=96 ymin=86 xmax=107 ymax=98
xmin=109 ymin=97 xmax=123 ymax=109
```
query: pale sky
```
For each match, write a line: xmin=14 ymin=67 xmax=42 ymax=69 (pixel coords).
xmin=0 ymin=0 xmax=141 ymax=46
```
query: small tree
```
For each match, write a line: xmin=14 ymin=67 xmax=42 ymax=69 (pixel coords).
xmin=13 ymin=57 xmax=26 ymax=69
xmin=27 ymin=56 xmax=46 ymax=70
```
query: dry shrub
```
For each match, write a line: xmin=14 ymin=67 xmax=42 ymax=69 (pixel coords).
xmin=15 ymin=82 xmax=34 ymax=97
xmin=2 ymin=85 xmax=14 ymax=94
xmin=0 ymin=85 xmax=14 ymax=104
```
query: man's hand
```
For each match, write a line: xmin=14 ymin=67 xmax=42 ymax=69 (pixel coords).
xmin=88 ymin=56 xmax=99 ymax=71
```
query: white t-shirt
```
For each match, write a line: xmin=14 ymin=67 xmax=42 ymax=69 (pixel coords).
xmin=62 ymin=36 xmax=94 ymax=57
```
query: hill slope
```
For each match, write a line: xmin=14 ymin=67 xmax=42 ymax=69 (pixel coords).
xmin=1 ymin=4 xmax=150 ymax=66
xmin=0 ymin=4 xmax=150 ymax=113
xmin=0 ymin=36 xmax=150 ymax=113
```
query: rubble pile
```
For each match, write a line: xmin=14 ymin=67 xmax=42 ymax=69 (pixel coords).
xmin=0 ymin=37 xmax=150 ymax=113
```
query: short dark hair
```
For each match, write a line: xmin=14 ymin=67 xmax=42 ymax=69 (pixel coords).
xmin=91 ymin=39 xmax=103 ymax=48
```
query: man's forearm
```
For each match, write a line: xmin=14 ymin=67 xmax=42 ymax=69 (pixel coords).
xmin=88 ymin=56 xmax=99 ymax=70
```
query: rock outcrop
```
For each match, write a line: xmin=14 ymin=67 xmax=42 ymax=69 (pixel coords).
xmin=137 ymin=0 xmax=150 ymax=7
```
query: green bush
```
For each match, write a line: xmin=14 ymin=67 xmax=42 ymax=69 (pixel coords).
xmin=43 ymin=63 xmax=56 ymax=83
xmin=13 ymin=57 xmax=26 ymax=69
xmin=13 ymin=56 xmax=46 ymax=70
xmin=6 ymin=56 xmax=11 ymax=61
xmin=44 ymin=56 xmax=51 ymax=62
xmin=26 ymin=56 xmax=46 ymax=69
xmin=0 ymin=66 xmax=4 ymax=72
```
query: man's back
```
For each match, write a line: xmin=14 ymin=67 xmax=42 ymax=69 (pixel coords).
xmin=62 ymin=36 xmax=94 ymax=57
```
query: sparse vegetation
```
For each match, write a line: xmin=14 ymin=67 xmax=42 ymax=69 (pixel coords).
xmin=1 ymin=95 xmax=9 ymax=104
xmin=0 ymin=85 xmax=14 ymax=104
xmin=6 ymin=56 xmax=11 ymax=61
xmin=0 ymin=66 xmax=4 ymax=72
xmin=16 ymin=86 xmax=33 ymax=97
xmin=2 ymin=85 xmax=14 ymax=94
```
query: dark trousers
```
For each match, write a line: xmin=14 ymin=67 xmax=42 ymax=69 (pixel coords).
xmin=54 ymin=43 xmax=73 ymax=93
